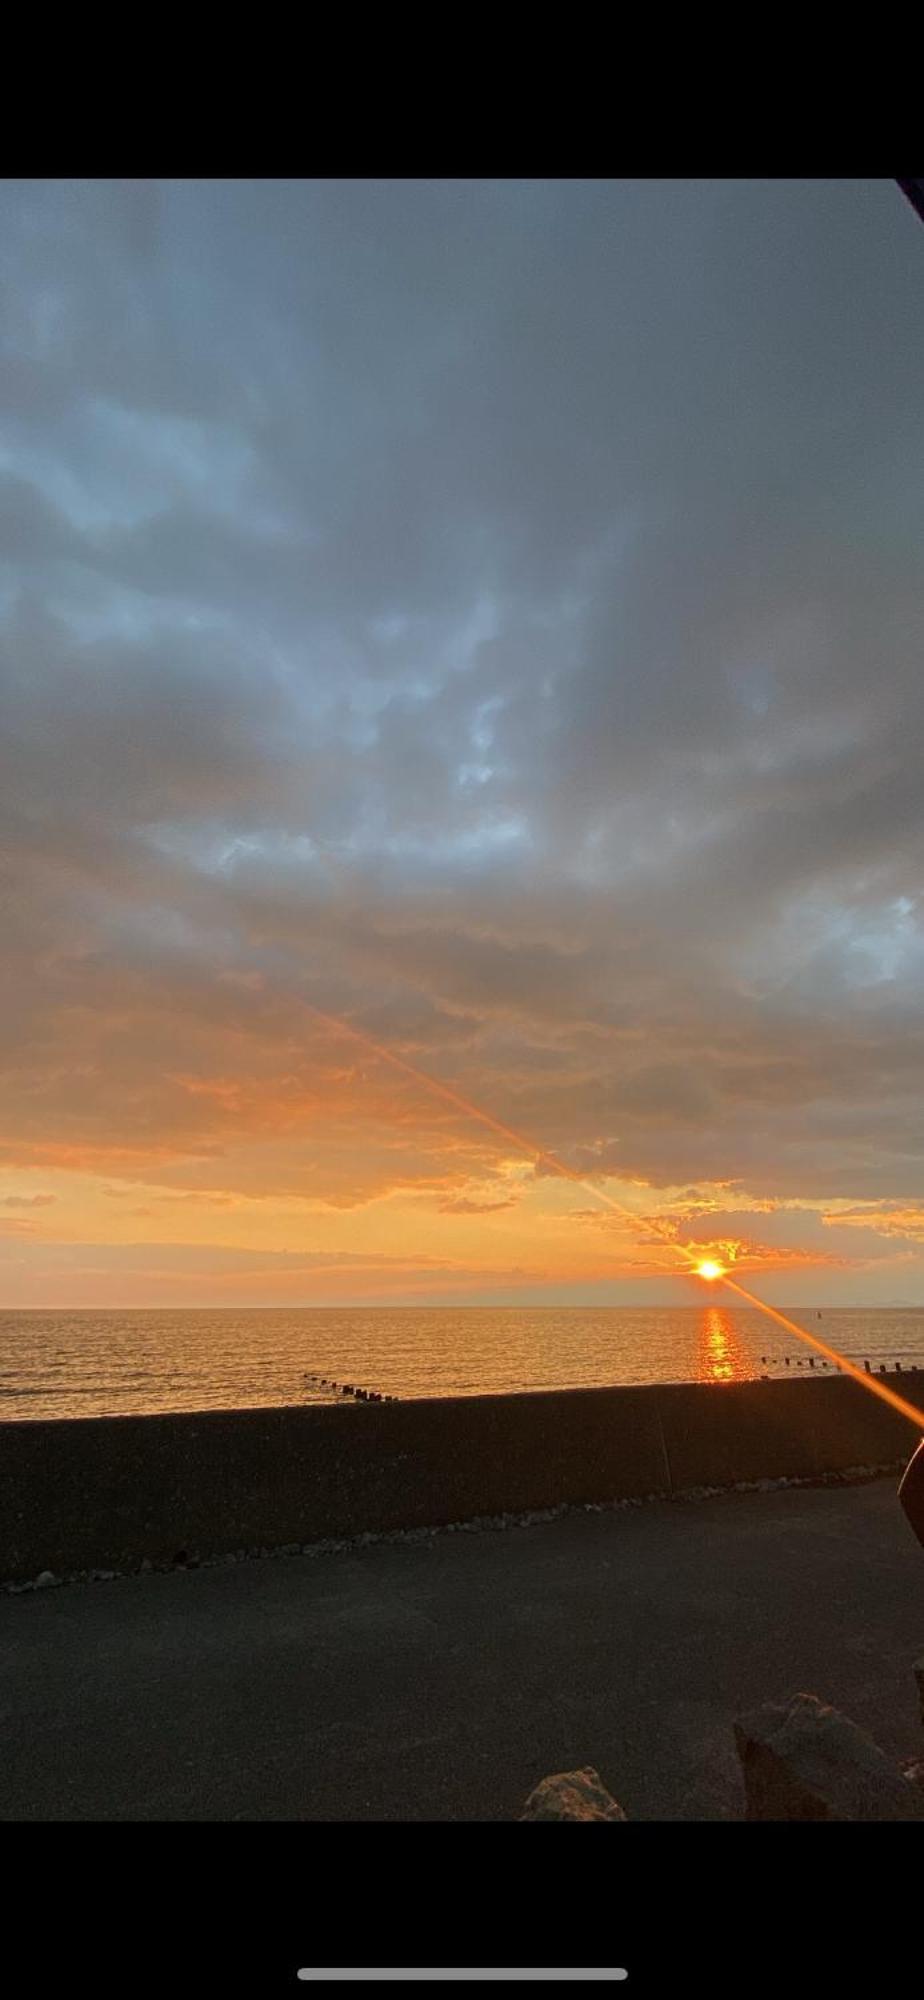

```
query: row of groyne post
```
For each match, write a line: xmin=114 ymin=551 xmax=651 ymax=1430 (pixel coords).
xmin=758 ymin=1355 xmax=923 ymax=1376
xmin=302 ymin=1373 xmax=399 ymax=1404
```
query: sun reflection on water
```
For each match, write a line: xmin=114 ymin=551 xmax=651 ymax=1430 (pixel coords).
xmin=697 ymin=1305 xmax=749 ymax=1383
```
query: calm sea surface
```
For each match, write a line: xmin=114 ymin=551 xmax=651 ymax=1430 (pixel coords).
xmin=1 ymin=1305 xmax=923 ymax=1421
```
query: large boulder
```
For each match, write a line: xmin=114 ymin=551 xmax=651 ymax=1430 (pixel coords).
xmin=520 ymin=1766 xmax=627 ymax=1821
xmin=734 ymin=1692 xmax=924 ymax=1821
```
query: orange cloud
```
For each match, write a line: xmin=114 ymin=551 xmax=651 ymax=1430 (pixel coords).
xmin=437 ymin=1193 xmax=519 ymax=1214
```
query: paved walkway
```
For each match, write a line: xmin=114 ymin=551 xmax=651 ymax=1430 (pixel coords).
xmin=2 ymin=1478 xmax=923 ymax=1820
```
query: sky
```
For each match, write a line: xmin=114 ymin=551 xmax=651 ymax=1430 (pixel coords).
xmin=2 ymin=177 xmax=924 ymax=1309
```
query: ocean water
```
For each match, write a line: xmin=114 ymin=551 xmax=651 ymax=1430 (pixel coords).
xmin=1 ymin=1304 xmax=923 ymax=1422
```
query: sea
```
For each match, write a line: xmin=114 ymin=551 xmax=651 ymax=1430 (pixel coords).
xmin=1 ymin=1304 xmax=923 ymax=1422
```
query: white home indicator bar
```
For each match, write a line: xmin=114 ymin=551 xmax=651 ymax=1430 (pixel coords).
xmin=297 ymin=1975 xmax=628 ymax=1984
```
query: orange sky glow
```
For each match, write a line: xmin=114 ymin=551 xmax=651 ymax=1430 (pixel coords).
xmin=0 ymin=1008 xmax=910 ymax=1308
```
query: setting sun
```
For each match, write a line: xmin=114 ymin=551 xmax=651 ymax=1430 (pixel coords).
xmin=696 ymin=1259 xmax=725 ymax=1282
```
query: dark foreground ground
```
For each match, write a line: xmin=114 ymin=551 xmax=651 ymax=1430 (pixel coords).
xmin=2 ymin=1477 xmax=923 ymax=1821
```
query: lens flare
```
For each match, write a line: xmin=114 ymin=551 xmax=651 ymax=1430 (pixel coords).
xmin=720 ymin=1272 xmax=924 ymax=1429
xmin=304 ymin=998 xmax=924 ymax=1436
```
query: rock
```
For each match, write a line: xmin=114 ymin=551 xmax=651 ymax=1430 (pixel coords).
xmin=520 ymin=1766 xmax=627 ymax=1821
xmin=34 ymin=1570 xmax=56 ymax=1589
xmin=734 ymin=1693 xmax=924 ymax=1821
xmin=914 ymin=1655 xmax=924 ymax=1730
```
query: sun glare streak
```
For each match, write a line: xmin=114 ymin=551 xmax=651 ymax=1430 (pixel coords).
xmin=719 ymin=1272 xmax=924 ymax=1431
xmin=302 ymin=1001 xmax=685 ymax=1251
xmin=304 ymin=1000 xmax=924 ymax=1435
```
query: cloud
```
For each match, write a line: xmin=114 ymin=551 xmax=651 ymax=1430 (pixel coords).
xmin=0 ymin=1233 xmax=551 ymax=1307
xmin=822 ymin=1202 xmax=924 ymax=1244
xmin=2 ymin=180 xmax=924 ymax=1298
xmin=437 ymin=1193 xmax=519 ymax=1214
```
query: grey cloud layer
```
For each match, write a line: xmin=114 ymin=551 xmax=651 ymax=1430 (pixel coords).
xmin=2 ymin=178 xmax=924 ymax=1220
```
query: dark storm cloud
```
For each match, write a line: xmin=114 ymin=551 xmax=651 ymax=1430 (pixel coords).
xmin=2 ymin=178 xmax=924 ymax=1233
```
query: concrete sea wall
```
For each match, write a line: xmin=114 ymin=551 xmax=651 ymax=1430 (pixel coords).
xmin=2 ymin=1373 xmax=923 ymax=1582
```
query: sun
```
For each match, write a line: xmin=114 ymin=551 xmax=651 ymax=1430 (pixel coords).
xmin=696 ymin=1258 xmax=725 ymax=1282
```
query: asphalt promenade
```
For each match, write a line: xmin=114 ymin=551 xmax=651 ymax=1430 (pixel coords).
xmin=2 ymin=1476 xmax=922 ymax=1820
